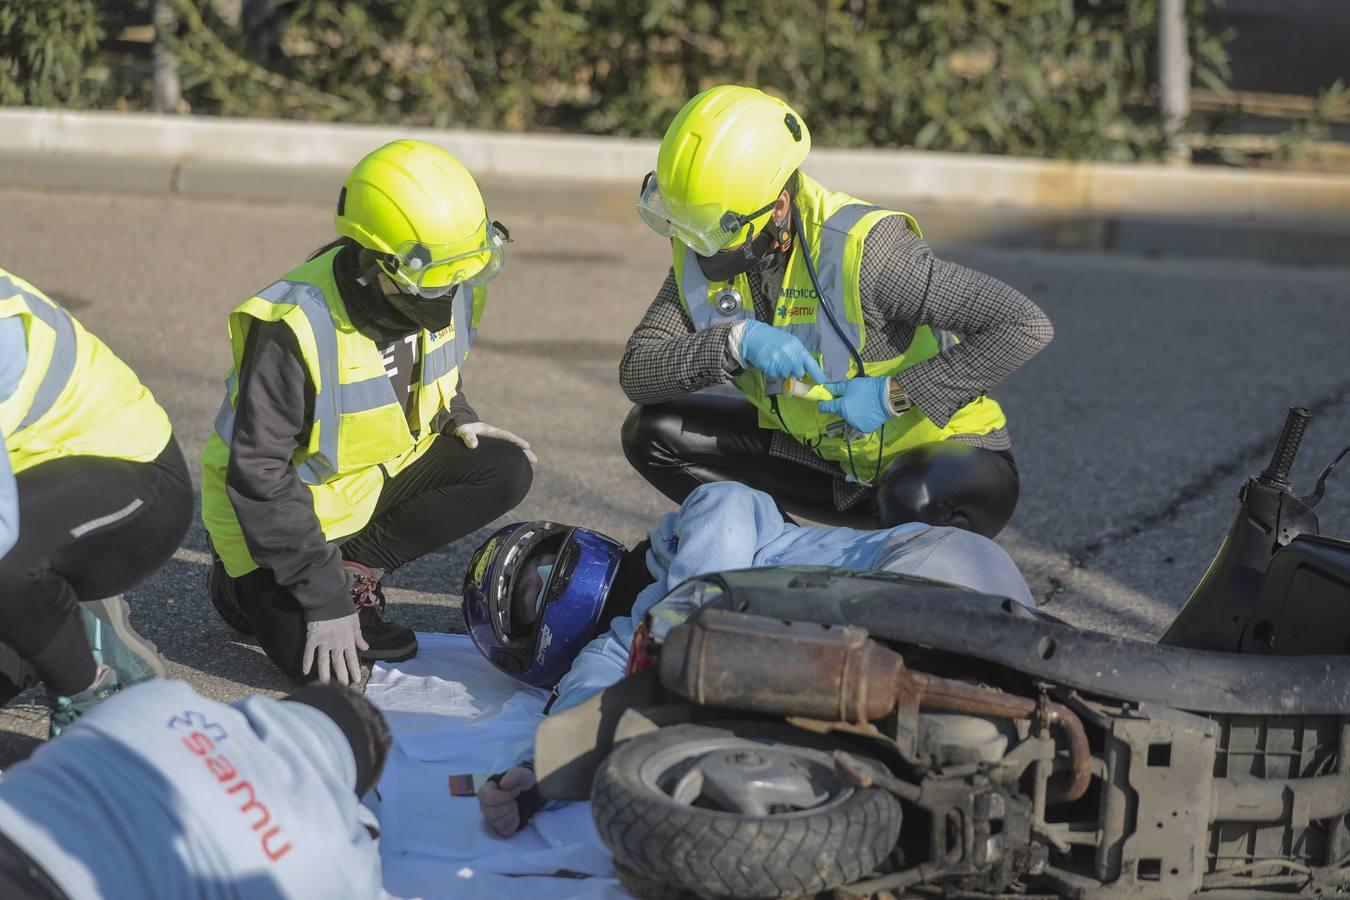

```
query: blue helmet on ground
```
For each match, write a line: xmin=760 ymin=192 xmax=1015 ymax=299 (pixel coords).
xmin=463 ymin=521 xmax=626 ymax=688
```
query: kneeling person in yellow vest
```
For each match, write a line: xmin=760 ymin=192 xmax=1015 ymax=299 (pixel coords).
xmin=201 ymin=141 xmax=534 ymax=685
xmin=621 ymin=86 xmax=1054 ymax=538
xmin=0 ymin=268 xmax=193 ymax=736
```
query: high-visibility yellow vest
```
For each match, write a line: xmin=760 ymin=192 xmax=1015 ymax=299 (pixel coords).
xmin=0 ymin=269 xmax=171 ymax=473
xmin=200 ymin=248 xmax=487 ymax=577
xmin=673 ymin=174 xmax=1006 ymax=484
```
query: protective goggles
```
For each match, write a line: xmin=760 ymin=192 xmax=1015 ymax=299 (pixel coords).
xmin=385 ymin=220 xmax=511 ymax=299
xmin=636 ymin=172 xmax=774 ymax=258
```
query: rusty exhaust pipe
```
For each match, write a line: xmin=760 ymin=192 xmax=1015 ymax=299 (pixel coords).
xmin=659 ymin=610 xmax=906 ymax=722
xmin=660 ymin=610 xmax=1092 ymax=803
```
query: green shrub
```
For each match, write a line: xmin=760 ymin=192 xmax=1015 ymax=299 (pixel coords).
xmin=3 ymin=0 xmax=1237 ymax=163
xmin=0 ymin=0 xmax=108 ymax=107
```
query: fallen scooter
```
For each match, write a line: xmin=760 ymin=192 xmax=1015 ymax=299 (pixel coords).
xmin=536 ymin=407 xmax=1350 ymax=898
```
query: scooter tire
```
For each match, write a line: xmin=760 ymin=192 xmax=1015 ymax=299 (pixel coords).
xmin=592 ymin=721 xmax=902 ymax=899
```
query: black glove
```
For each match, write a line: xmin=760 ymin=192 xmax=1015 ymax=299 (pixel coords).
xmin=486 ymin=762 xmax=545 ymax=833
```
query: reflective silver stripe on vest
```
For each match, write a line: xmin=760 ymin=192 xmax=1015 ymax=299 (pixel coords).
xmin=0 ymin=276 xmax=78 ymax=432
xmin=425 ymin=286 xmax=482 ymax=386
xmin=424 ymin=287 xmax=476 ymax=386
xmin=262 ymin=281 xmax=338 ymax=484
xmin=424 ymin=342 xmax=457 ymax=385
xmin=212 ymin=280 xmax=340 ymax=485
xmin=341 ymin=375 xmax=394 ymax=414
xmin=811 ymin=204 xmax=874 ymax=379
xmin=212 ymin=370 xmax=237 ymax=442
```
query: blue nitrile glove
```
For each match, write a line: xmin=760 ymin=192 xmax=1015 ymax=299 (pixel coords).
xmin=738 ymin=321 xmax=828 ymax=383
xmin=818 ymin=377 xmax=894 ymax=434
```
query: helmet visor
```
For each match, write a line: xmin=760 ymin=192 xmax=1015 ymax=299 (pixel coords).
xmin=636 ymin=172 xmax=753 ymax=258
xmin=489 ymin=523 xmax=566 ymax=646
xmin=388 ymin=220 xmax=508 ymax=298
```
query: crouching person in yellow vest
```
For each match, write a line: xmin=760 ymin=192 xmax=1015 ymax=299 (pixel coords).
xmin=0 ymin=268 xmax=192 ymax=736
xmin=621 ymin=85 xmax=1054 ymax=538
xmin=201 ymin=141 xmax=534 ymax=685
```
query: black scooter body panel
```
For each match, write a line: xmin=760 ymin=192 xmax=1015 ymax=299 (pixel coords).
xmin=694 ymin=565 xmax=1350 ymax=716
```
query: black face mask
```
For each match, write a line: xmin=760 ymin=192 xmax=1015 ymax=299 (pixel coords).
xmin=341 ymin=250 xmax=454 ymax=338
xmin=695 ymin=220 xmax=786 ymax=283
xmin=383 ymin=285 xmax=458 ymax=333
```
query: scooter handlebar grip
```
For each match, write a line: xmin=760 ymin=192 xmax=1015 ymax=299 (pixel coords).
xmin=1262 ymin=406 xmax=1311 ymax=483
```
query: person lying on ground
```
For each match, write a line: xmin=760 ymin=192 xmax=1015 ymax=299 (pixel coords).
xmin=0 ymin=679 xmax=392 ymax=900
xmin=461 ymin=480 xmax=1034 ymax=836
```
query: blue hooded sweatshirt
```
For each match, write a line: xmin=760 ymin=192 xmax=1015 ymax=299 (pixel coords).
xmin=550 ymin=481 xmax=1034 ymax=715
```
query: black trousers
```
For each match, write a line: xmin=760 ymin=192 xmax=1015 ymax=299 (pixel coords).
xmin=621 ymin=394 xmax=1020 ymax=538
xmin=0 ymin=438 xmax=193 ymax=696
xmin=233 ymin=433 xmax=533 ymax=680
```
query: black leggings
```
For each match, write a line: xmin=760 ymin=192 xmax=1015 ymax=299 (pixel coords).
xmin=621 ymin=394 xmax=1020 ymax=537
xmin=232 ymin=433 xmax=533 ymax=680
xmin=0 ymin=438 xmax=193 ymax=696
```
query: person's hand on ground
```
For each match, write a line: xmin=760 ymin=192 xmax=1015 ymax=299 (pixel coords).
xmin=301 ymin=611 xmax=367 ymax=686
xmin=454 ymin=422 xmax=538 ymax=464
xmin=479 ymin=766 xmax=537 ymax=837
xmin=738 ymin=321 xmax=828 ymax=382
xmin=818 ymin=376 xmax=895 ymax=434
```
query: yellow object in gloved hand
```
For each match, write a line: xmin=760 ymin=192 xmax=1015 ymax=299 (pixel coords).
xmin=782 ymin=376 xmax=836 ymax=402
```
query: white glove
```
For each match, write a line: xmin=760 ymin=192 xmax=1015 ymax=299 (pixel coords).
xmin=454 ymin=422 xmax=538 ymax=464
xmin=301 ymin=611 xmax=368 ymax=686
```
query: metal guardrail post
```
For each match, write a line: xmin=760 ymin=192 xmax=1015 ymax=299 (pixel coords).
xmin=1159 ymin=0 xmax=1192 ymax=163
xmin=152 ymin=0 xmax=182 ymax=114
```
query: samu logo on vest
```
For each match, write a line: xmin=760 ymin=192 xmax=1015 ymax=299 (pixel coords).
xmin=777 ymin=302 xmax=815 ymax=319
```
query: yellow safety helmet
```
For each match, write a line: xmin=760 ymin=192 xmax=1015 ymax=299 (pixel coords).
xmin=637 ymin=85 xmax=811 ymax=257
xmin=335 ymin=139 xmax=508 ymax=298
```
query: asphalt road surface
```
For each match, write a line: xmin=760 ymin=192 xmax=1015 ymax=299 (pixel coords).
xmin=1 ymin=184 xmax=1348 ymax=762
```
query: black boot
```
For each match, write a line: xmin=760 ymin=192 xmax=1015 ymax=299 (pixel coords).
xmin=344 ymin=561 xmax=418 ymax=663
xmin=208 ymin=551 xmax=255 ymax=635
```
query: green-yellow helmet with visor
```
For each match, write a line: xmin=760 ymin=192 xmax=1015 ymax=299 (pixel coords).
xmin=335 ymin=140 xmax=508 ymax=298
xmin=637 ymin=85 xmax=811 ymax=257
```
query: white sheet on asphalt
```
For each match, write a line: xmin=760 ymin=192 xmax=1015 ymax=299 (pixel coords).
xmin=365 ymin=633 xmax=627 ymax=900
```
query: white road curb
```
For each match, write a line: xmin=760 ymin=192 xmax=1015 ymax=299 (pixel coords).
xmin=2 ymin=107 xmax=1348 ymax=224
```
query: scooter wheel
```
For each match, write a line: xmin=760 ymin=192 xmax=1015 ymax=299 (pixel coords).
xmin=592 ymin=721 xmax=902 ymax=899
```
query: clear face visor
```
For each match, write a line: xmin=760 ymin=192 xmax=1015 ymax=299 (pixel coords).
xmin=491 ymin=526 xmax=565 ymax=645
xmin=635 ymin=172 xmax=774 ymax=258
xmin=387 ymin=220 xmax=510 ymax=298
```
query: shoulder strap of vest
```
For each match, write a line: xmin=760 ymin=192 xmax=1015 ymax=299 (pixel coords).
xmin=0 ymin=273 xmax=78 ymax=432
xmin=423 ymin=284 xmax=485 ymax=386
xmin=800 ymin=203 xmax=881 ymax=379
xmin=217 ymin=273 xmax=343 ymax=484
xmin=811 ymin=203 xmax=934 ymax=379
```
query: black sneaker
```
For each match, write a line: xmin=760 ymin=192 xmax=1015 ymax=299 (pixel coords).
xmin=208 ymin=552 xmax=255 ymax=635
xmin=344 ymin=561 xmax=418 ymax=663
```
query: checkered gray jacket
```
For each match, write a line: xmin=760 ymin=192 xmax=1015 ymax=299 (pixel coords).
xmin=618 ymin=215 xmax=1054 ymax=509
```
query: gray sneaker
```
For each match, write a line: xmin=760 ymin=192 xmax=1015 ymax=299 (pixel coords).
xmin=46 ymin=602 xmax=165 ymax=738
xmin=47 ymin=664 xmax=121 ymax=737
xmin=80 ymin=595 xmax=168 ymax=680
